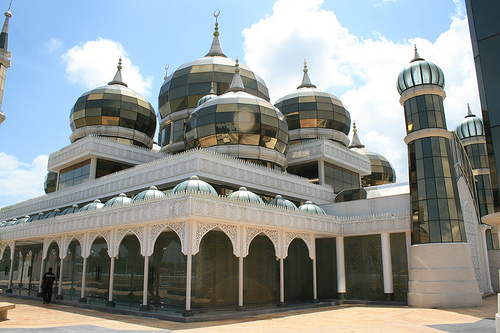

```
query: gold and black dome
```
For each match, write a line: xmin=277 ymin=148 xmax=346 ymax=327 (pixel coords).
xmin=274 ymin=61 xmax=351 ymax=146
xmin=185 ymin=60 xmax=289 ymax=170
xmin=69 ymin=59 xmax=157 ymax=148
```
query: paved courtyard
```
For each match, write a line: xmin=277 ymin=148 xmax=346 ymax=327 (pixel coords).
xmin=0 ymin=294 xmax=496 ymax=332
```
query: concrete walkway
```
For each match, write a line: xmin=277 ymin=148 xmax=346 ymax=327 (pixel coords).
xmin=0 ymin=294 xmax=496 ymax=332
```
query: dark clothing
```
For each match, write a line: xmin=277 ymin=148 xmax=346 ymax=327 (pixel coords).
xmin=42 ymin=271 xmax=56 ymax=304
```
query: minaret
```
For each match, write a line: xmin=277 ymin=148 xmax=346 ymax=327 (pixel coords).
xmin=0 ymin=1 xmax=12 ymax=125
xmin=397 ymin=46 xmax=483 ymax=308
xmin=456 ymin=104 xmax=495 ymax=217
xmin=397 ymin=45 xmax=465 ymax=244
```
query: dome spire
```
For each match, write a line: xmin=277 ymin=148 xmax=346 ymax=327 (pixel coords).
xmin=349 ymin=122 xmax=365 ymax=148
xmin=205 ymin=10 xmax=227 ymax=58
xmin=164 ymin=64 xmax=169 ymax=80
xmin=229 ymin=57 xmax=245 ymax=92
xmin=297 ymin=60 xmax=317 ymax=89
xmin=410 ymin=44 xmax=424 ymax=63
xmin=108 ymin=57 xmax=128 ymax=87
xmin=0 ymin=1 xmax=12 ymax=52
xmin=466 ymin=103 xmax=475 ymax=118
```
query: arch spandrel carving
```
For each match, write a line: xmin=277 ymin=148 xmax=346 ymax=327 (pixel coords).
xmin=244 ymin=227 xmax=279 ymax=258
xmin=0 ymin=242 xmax=14 ymax=260
xmin=62 ymin=234 xmax=86 ymax=260
xmin=194 ymin=221 xmax=239 ymax=256
xmin=283 ymin=232 xmax=315 ymax=260
xmin=149 ymin=221 xmax=187 ymax=257
xmin=87 ymin=230 xmax=112 ymax=259
xmin=42 ymin=236 xmax=63 ymax=260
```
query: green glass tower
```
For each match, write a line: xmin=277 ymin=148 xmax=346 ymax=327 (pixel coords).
xmin=397 ymin=47 xmax=466 ymax=244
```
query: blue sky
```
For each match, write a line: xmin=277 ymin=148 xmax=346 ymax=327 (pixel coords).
xmin=0 ymin=0 xmax=478 ymax=208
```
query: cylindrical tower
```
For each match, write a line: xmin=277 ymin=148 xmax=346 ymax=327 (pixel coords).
xmin=398 ymin=47 xmax=466 ymax=244
xmin=456 ymin=104 xmax=495 ymax=217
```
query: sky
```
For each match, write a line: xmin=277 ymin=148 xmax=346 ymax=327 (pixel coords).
xmin=0 ymin=0 xmax=479 ymax=208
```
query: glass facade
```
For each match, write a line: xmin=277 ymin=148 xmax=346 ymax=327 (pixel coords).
xmin=114 ymin=235 xmax=144 ymax=303
xmin=96 ymin=159 xmax=133 ymax=179
xmin=61 ymin=240 xmax=83 ymax=299
xmin=325 ymin=161 xmax=360 ymax=193
xmin=58 ymin=160 xmax=90 ymax=190
xmin=476 ymin=174 xmax=495 ymax=217
xmin=284 ymin=238 xmax=313 ymax=301
xmin=466 ymin=0 xmax=500 ymax=210
xmin=192 ymin=230 xmax=238 ymax=308
xmin=149 ymin=231 xmax=186 ymax=307
xmin=404 ymin=95 xmax=446 ymax=134
xmin=244 ymin=235 xmax=279 ymax=305
xmin=316 ymin=238 xmax=337 ymax=299
xmin=354 ymin=149 xmax=396 ymax=187
xmin=44 ymin=171 xmax=57 ymax=194
xmin=345 ymin=235 xmax=383 ymax=301
xmin=274 ymin=89 xmax=351 ymax=136
xmin=408 ymin=137 xmax=466 ymax=243
xmin=86 ymin=238 xmax=110 ymax=303
xmin=390 ymin=233 xmax=408 ymax=301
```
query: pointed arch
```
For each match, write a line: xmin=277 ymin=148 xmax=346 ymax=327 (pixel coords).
xmin=86 ymin=230 xmax=112 ymax=258
xmin=61 ymin=234 xmax=85 ymax=260
xmin=244 ymin=227 xmax=279 ymax=258
xmin=43 ymin=236 xmax=63 ymax=260
xmin=283 ymin=232 xmax=315 ymax=259
xmin=149 ymin=221 xmax=187 ymax=257
xmin=194 ymin=221 xmax=238 ymax=256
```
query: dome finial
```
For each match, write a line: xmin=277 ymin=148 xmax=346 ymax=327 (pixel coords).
xmin=466 ymin=103 xmax=475 ymax=118
xmin=5 ymin=1 xmax=11 ymax=18
xmin=297 ymin=59 xmax=317 ymax=89
xmin=205 ymin=10 xmax=227 ymax=57
xmin=164 ymin=64 xmax=169 ymax=80
xmin=229 ymin=57 xmax=245 ymax=92
xmin=410 ymin=44 xmax=424 ymax=63
xmin=349 ymin=121 xmax=365 ymax=148
xmin=108 ymin=57 xmax=128 ymax=87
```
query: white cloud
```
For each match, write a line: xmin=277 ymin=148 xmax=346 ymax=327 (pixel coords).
xmin=45 ymin=38 xmax=62 ymax=53
xmin=373 ymin=0 xmax=398 ymax=8
xmin=243 ymin=0 xmax=478 ymax=183
xmin=0 ymin=153 xmax=48 ymax=209
xmin=62 ymin=38 xmax=153 ymax=97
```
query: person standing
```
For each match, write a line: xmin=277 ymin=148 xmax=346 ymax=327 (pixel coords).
xmin=41 ymin=267 xmax=56 ymax=304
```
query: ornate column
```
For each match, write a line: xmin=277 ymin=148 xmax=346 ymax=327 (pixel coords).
xmin=336 ymin=236 xmax=346 ymax=299
xmin=236 ymin=256 xmax=245 ymax=310
xmin=183 ymin=220 xmax=194 ymax=317
xmin=106 ymin=256 xmax=116 ymax=307
xmin=56 ymin=256 xmax=64 ymax=300
xmin=312 ymin=236 xmax=318 ymax=302
xmin=78 ymin=257 xmax=87 ymax=303
xmin=6 ymin=243 xmax=15 ymax=293
xmin=279 ymin=257 xmax=285 ymax=307
xmin=381 ymin=233 xmax=394 ymax=301
xmin=140 ymin=255 xmax=150 ymax=311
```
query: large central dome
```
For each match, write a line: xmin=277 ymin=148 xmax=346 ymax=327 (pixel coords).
xmin=157 ymin=13 xmax=270 ymax=153
xmin=184 ymin=60 xmax=289 ymax=170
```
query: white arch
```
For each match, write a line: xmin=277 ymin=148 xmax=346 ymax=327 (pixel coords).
xmin=194 ymin=221 xmax=238 ymax=256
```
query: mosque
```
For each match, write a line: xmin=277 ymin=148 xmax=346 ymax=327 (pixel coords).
xmin=0 ymin=7 xmax=498 ymax=318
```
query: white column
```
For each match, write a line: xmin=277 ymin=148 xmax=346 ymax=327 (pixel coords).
xmin=381 ymin=233 xmax=394 ymax=300
xmin=56 ymin=259 xmax=64 ymax=299
xmin=318 ymin=160 xmax=325 ymax=185
xmin=279 ymin=258 xmax=285 ymax=306
xmin=107 ymin=256 xmax=115 ymax=306
xmin=37 ymin=257 xmax=45 ymax=295
xmin=312 ymin=256 xmax=318 ymax=301
xmin=79 ymin=257 xmax=87 ymax=302
xmin=184 ymin=253 xmax=193 ymax=314
xmin=479 ymin=225 xmax=494 ymax=294
xmin=336 ymin=236 xmax=346 ymax=299
xmin=238 ymin=256 xmax=244 ymax=309
xmin=141 ymin=255 xmax=149 ymax=309
xmin=6 ymin=244 xmax=15 ymax=293
xmin=88 ymin=157 xmax=97 ymax=180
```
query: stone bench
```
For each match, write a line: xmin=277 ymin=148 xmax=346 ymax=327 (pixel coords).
xmin=0 ymin=302 xmax=15 ymax=320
